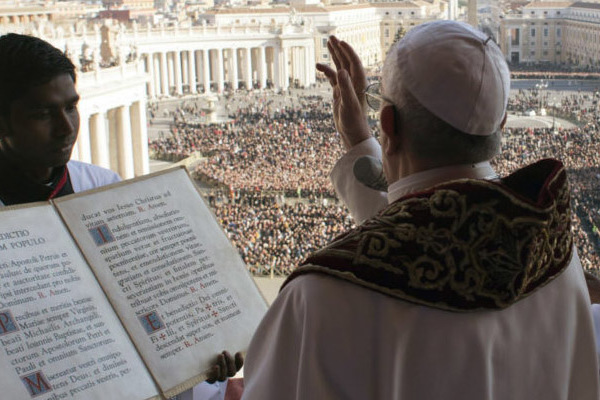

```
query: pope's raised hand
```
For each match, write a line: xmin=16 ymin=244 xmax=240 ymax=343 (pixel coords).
xmin=316 ymin=36 xmax=371 ymax=150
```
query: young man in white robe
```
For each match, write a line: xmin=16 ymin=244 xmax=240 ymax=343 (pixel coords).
xmin=0 ymin=33 xmax=242 ymax=400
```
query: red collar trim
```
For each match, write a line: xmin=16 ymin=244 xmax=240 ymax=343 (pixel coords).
xmin=48 ymin=167 xmax=69 ymax=200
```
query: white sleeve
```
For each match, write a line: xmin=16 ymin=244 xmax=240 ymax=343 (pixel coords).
xmin=330 ymin=138 xmax=388 ymax=224
xmin=67 ymin=160 xmax=122 ymax=192
xmin=174 ymin=381 xmax=228 ymax=400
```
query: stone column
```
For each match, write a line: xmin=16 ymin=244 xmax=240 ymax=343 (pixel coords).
xmin=153 ymin=54 xmax=162 ymax=96
xmin=90 ymin=112 xmax=110 ymax=169
xmin=167 ymin=52 xmax=174 ymax=95
xmin=181 ymin=51 xmax=188 ymax=92
xmin=259 ymin=46 xmax=267 ymax=89
xmin=203 ymin=49 xmax=211 ymax=93
xmin=290 ymin=46 xmax=298 ymax=84
xmin=107 ymin=109 xmax=119 ymax=172
xmin=116 ymin=105 xmax=134 ymax=179
xmin=231 ymin=49 xmax=239 ymax=90
xmin=146 ymin=54 xmax=155 ymax=98
xmin=295 ymin=47 xmax=302 ymax=86
xmin=245 ymin=48 xmax=252 ymax=90
xmin=174 ymin=51 xmax=182 ymax=95
xmin=160 ymin=52 xmax=168 ymax=96
xmin=130 ymin=100 xmax=149 ymax=176
xmin=77 ymin=111 xmax=92 ymax=163
xmin=188 ymin=50 xmax=197 ymax=94
xmin=303 ymin=46 xmax=310 ymax=87
xmin=290 ymin=47 xmax=296 ymax=86
xmin=282 ymin=46 xmax=289 ymax=90
xmin=307 ymin=44 xmax=316 ymax=86
xmin=217 ymin=49 xmax=224 ymax=93
xmin=274 ymin=46 xmax=281 ymax=89
xmin=298 ymin=48 xmax=305 ymax=86
xmin=468 ymin=0 xmax=477 ymax=27
xmin=195 ymin=50 xmax=202 ymax=92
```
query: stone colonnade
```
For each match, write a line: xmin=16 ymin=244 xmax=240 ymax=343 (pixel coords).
xmin=72 ymin=100 xmax=148 ymax=180
xmin=71 ymin=62 xmax=149 ymax=178
xmin=0 ymin=14 xmax=48 ymax=25
xmin=142 ymin=44 xmax=314 ymax=97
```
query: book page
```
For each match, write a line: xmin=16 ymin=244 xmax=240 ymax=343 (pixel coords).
xmin=53 ymin=167 xmax=268 ymax=397
xmin=0 ymin=204 xmax=159 ymax=400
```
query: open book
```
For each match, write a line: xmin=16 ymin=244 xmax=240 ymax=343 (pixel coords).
xmin=0 ymin=167 xmax=268 ymax=400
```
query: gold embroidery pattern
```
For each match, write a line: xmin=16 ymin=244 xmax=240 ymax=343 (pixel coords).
xmin=288 ymin=160 xmax=572 ymax=312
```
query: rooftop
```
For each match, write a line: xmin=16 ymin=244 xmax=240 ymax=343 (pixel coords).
xmin=571 ymin=1 xmax=600 ymax=9
xmin=206 ymin=3 xmax=375 ymax=14
xmin=523 ymin=2 xmax=573 ymax=8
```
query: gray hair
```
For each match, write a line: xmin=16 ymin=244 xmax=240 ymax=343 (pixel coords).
xmin=381 ymin=43 xmax=501 ymax=165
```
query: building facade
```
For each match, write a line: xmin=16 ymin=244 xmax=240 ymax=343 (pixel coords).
xmin=0 ymin=0 xmax=453 ymax=177
xmin=375 ymin=0 xmax=447 ymax=56
xmin=499 ymin=1 xmax=600 ymax=68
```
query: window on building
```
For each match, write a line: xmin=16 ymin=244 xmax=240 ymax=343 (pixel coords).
xmin=557 ymin=11 xmax=561 ymax=15
xmin=385 ymin=12 xmax=389 ymax=15
xmin=511 ymin=28 xmax=520 ymax=45
xmin=543 ymin=50 xmax=548 ymax=56
xmin=544 ymin=41 xmax=548 ymax=46
xmin=411 ymin=11 xmax=415 ymax=15
xmin=531 ymin=11 xmax=535 ymax=15
xmin=557 ymin=28 xmax=562 ymax=37
xmin=531 ymin=28 xmax=536 ymax=37
xmin=385 ymin=29 xmax=389 ymax=37
xmin=530 ymin=50 xmax=535 ymax=55
xmin=322 ymin=38 xmax=328 ymax=47
xmin=398 ymin=11 xmax=402 ymax=15
xmin=323 ymin=53 xmax=329 ymax=59
xmin=544 ymin=28 xmax=548 ymax=36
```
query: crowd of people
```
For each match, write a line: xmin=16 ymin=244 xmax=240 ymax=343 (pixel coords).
xmin=206 ymin=192 xmax=354 ymax=275
xmin=493 ymin=126 xmax=600 ymax=271
xmin=510 ymin=63 xmax=600 ymax=80
xmin=149 ymin=92 xmax=347 ymax=198
xmin=508 ymin=88 xmax=600 ymax=122
xmin=149 ymin=88 xmax=600 ymax=275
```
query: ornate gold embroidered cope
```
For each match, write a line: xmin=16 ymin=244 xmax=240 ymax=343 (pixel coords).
xmin=285 ymin=159 xmax=573 ymax=312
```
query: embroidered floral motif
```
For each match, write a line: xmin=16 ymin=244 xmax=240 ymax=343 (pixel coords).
xmin=285 ymin=159 xmax=573 ymax=312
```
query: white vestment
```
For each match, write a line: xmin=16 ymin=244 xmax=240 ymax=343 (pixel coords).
xmin=242 ymin=138 xmax=600 ymax=400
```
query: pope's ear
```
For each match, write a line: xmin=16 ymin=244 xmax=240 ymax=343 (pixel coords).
xmin=380 ymin=105 xmax=401 ymax=155
xmin=380 ymin=105 xmax=395 ymax=138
